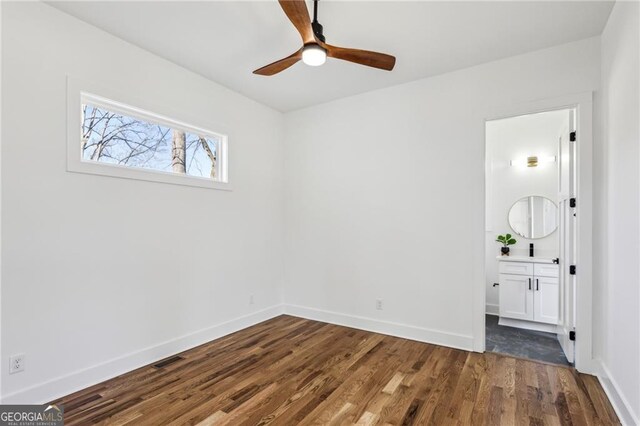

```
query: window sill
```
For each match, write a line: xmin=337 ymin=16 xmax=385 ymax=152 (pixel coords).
xmin=67 ymin=159 xmax=233 ymax=191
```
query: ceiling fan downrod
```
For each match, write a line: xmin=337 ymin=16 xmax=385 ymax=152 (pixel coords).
xmin=311 ymin=0 xmax=325 ymax=42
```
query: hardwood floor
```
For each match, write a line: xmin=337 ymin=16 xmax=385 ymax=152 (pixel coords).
xmin=54 ymin=315 xmax=619 ymax=425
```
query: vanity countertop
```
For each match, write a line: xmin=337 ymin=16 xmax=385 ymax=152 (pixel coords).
xmin=496 ymin=256 xmax=557 ymax=264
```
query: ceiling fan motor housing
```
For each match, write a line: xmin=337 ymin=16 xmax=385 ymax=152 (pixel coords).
xmin=312 ymin=20 xmax=325 ymax=42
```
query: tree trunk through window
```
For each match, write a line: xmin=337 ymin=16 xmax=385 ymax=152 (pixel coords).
xmin=199 ymin=137 xmax=217 ymax=179
xmin=172 ymin=130 xmax=186 ymax=174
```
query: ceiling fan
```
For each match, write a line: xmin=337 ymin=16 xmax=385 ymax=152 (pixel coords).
xmin=253 ymin=0 xmax=396 ymax=76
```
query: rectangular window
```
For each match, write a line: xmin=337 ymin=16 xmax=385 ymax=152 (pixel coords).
xmin=70 ymin=91 xmax=229 ymax=189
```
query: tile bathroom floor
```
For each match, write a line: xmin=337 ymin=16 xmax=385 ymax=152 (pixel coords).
xmin=485 ymin=314 xmax=571 ymax=366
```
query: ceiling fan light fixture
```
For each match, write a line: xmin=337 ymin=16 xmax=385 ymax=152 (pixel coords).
xmin=302 ymin=44 xmax=327 ymax=66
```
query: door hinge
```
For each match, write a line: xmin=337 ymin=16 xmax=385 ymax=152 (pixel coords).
xmin=570 ymin=198 xmax=576 ymax=208
xmin=569 ymin=330 xmax=576 ymax=341
xmin=570 ymin=265 xmax=576 ymax=275
xmin=570 ymin=131 xmax=577 ymax=142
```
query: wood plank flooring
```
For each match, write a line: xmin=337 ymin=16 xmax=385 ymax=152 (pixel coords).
xmin=53 ymin=315 xmax=619 ymax=425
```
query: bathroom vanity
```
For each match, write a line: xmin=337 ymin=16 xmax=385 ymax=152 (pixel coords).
xmin=497 ymin=256 xmax=559 ymax=332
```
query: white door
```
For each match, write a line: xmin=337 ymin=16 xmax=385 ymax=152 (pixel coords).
xmin=534 ymin=276 xmax=559 ymax=324
xmin=499 ymin=274 xmax=534 ymax=320
xmin=557 ymin=109 xmax=576 ymax=363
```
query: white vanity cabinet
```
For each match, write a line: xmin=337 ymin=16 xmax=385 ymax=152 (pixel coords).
xmin=499 ymin=273 xmax=534 ymax=320
xmin=498 ymin=258 xmax=559 ymax=328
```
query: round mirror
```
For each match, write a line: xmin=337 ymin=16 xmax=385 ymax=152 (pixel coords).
xmin=508 ymin=196 xmax=558 ymax=239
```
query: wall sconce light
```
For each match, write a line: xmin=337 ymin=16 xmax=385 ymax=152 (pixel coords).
xmin=510 ymin=156 xmax=556 ymax=168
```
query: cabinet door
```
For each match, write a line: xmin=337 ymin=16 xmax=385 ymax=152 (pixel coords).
xmin=534 ymin=277 xmax=559 ymax=324
xmin=499 ymin=274 xmax=534 ymax=320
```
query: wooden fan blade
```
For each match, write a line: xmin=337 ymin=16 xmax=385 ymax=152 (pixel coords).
xmin=278 ymin=0 xmax=315 ymax=44
xmin=253 ymin=49 xmax=303 ymax=76
xmin=321 ymin=42 xmax=396 ymax=71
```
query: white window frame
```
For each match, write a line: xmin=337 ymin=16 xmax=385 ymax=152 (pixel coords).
xmin=67 ymin=77 xmax=230 ymax=190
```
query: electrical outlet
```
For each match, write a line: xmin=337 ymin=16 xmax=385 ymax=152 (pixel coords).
xmin=376 ymin=299 xmax=383 ymax=310
xmin=249 ymin=294 xmax=255 ymax=305
xmin=10 ymin=354 xmax=25 ymax=374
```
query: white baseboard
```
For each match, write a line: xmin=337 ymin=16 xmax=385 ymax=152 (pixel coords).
xmin=595 ymin=360 xmax=639 ymax=426
xmin=283 ymin=304 xmax=474 ymax=351
xmin=485 ymin=303 xmax=499 ymax=316
xmin=1 ymin=305 xmax=285 ymax=405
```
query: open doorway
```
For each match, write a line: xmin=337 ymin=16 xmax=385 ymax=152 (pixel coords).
xmin=484 ymin=108 xmax=576 ymax=366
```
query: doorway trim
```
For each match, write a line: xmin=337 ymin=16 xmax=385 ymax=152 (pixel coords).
xmin=479 ymin=91 xmax=595 ymax=374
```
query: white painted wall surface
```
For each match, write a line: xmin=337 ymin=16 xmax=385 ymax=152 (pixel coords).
xmin=598 ymin=1 xmax=640 ymax=423
xmin=485 ymin=111 xmax=566 ymax=314
xmin=1 ymin=2 xmax=284 ymax=402
xmin=283 ymin=38 xmax=600 ymax=352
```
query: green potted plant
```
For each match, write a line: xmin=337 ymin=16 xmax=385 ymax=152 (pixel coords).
xmin=496 ymin=233 xmax=517 ymax=256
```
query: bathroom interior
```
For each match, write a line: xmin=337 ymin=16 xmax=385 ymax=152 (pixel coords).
xmin=485 ymin=108 xmax=576 ymax=366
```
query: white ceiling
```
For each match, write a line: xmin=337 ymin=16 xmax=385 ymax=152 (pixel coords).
xmin=49 ymin=1 xmax=614 ymax=112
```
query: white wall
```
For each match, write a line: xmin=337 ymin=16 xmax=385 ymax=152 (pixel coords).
xmin=1 ymin=2 xmax=284 ymax=402
xmin=598 ymin=1 xmax=640 ymax=423
xmin=284 ymin=37 xmax=600 ymax=351
xmin=485 ymin=111 xmax=566 ymax=314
